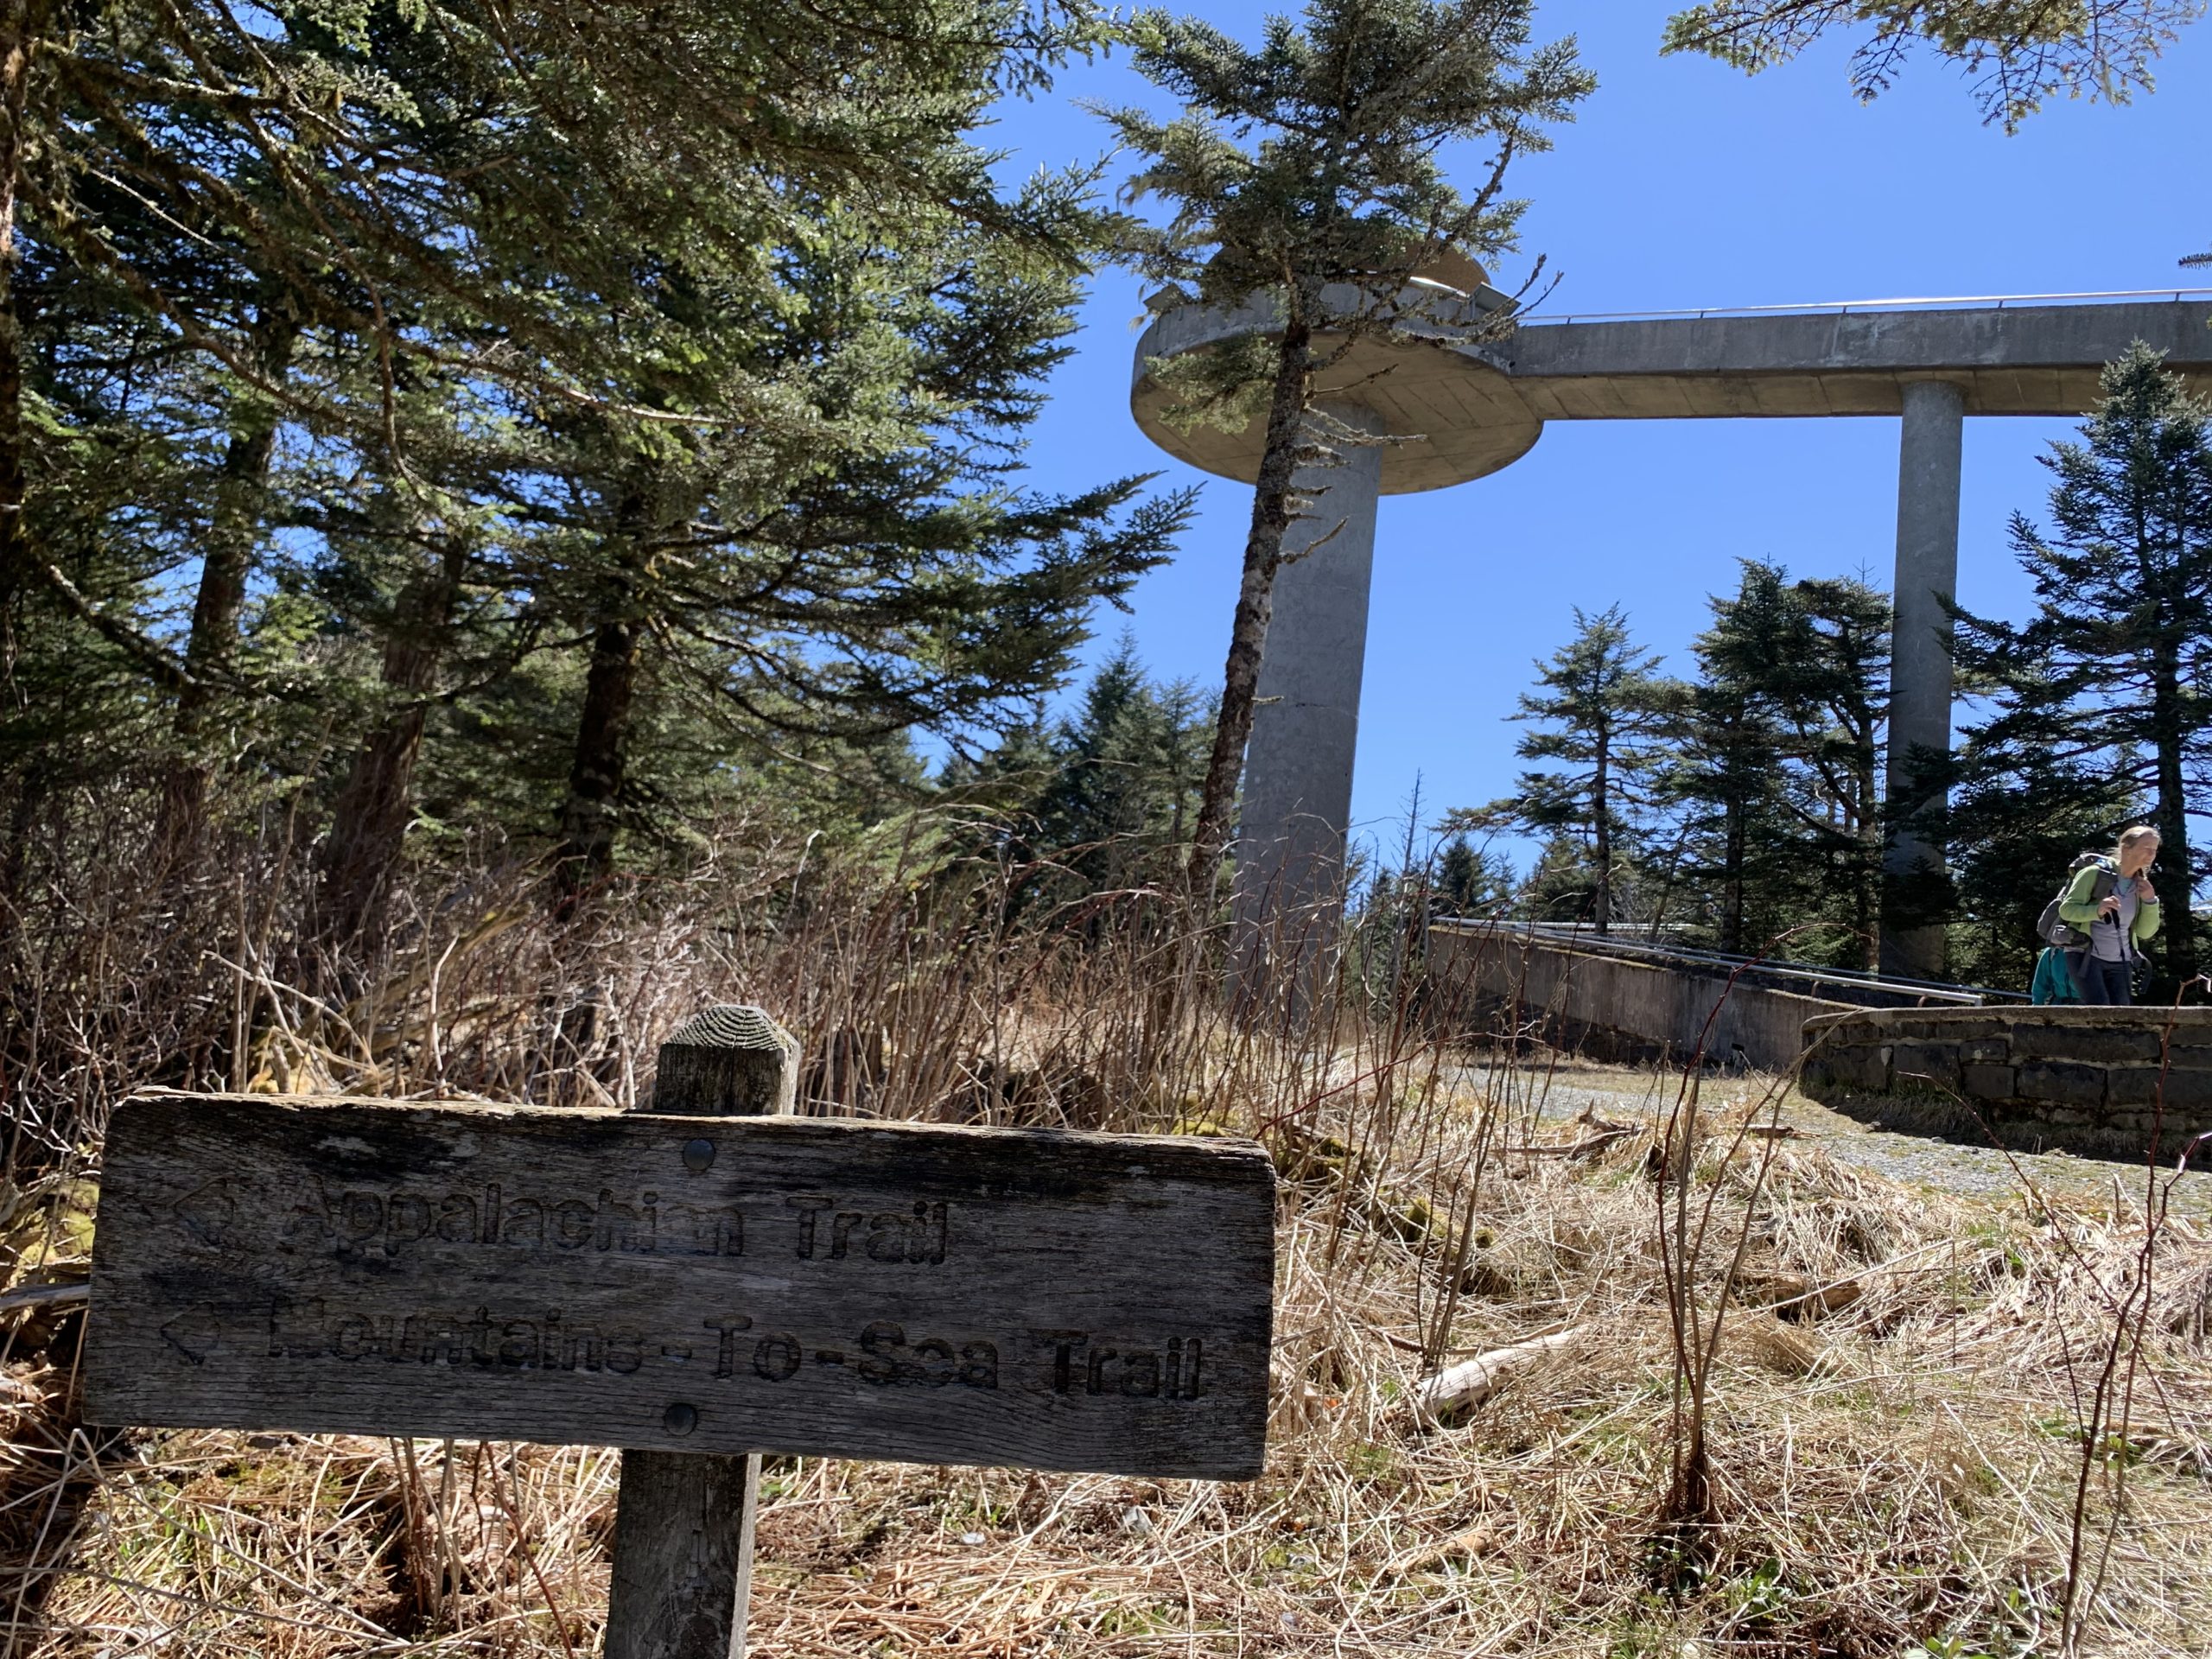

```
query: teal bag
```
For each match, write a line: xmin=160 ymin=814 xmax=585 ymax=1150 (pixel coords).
xmin=2031 ymin=945 xmax=2082 ymax=1006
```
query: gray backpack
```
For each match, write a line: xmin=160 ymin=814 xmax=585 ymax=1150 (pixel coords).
xmin=2037 ymin=854 xmax=2115 ymax=950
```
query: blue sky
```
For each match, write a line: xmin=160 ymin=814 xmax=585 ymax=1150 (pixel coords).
xmin=983 ymin=4 xmax=2211 ymax=875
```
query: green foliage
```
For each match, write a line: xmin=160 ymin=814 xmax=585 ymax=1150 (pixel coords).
xmin=947 ymin=639 xmax=1211 ymax=910
xmin=1469 ymin=348 xmax=2209 ymax=995
xmin=1669 ymin=569 xmax=1802 ymax=953
xmin=1450 ymin=606 xmax=1688 ymax=933
xmin=1662 ymin=0 xmax=2202 ymax=130
xmin=1434 ymin=834 xmax=1514 ymax=916
xmin=1516 ymin=831 xmax=1605 ymax=926
xmin=0 ymin=0 xmax=1195 ymax=950
xmin=1459 ymin=354 xmax=2212 ymax=997
xmin=1670 ymin=561 xmax=1890 ymax=966
xmin=1103 ymin=0 xmax=1592 ymax=319
xmin=1947 ymin=343 xmax=2212 ymax=991
xmin=1096 ymin=0 xmax=1592 ymax=882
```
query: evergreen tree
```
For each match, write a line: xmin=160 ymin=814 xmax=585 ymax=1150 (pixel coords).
xmin=1026 ymin=641 xmax=1209 ymax=893
xmin=1516 ymin=831 xmax=1601 ymax=925
xmin=1449 ymin=606 xmax=1687 ymax=935
xmin=298 ymin=460 xmax=513 ymax=939
xmin=947 ymin=639 xmax=1211 ymax=912
xmin=1671 ymin=575 xmax=1798 ymax=954
xmin=1780 ymin=573 xmax=1891 ymax=964
xmin=1433 ymin=834 xmax=1513 ymax=916
xmin=506 ymin=192 xmax=1190 ymax=897
xmin=0 ymin=269 xmax=199 ymax=935
xmin=3 ymin=0 xmax=1191 ymax=927
xmin=1665 ymin=562 xmax=1891 ymax=965
xmin=1948 ymin=345 xmax=2212 ymax=990
xmin=1662 ymin=1 xmax=2196 ymax=129
xmin=1097 ymin=0 xmax=1592 ymax=886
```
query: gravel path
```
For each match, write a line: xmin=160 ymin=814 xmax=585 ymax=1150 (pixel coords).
xmin=1448 ymin=1058 xmax=2212 ymax=1220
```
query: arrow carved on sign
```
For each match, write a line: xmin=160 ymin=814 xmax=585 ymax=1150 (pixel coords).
xmin=159 ymin=1306 xmax=221 ymax=1366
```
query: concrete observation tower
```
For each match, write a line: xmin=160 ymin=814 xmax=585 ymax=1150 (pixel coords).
xmin=1130 ymin=269 xmax=2212 ymax=981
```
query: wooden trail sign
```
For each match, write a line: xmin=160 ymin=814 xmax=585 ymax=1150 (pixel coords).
xmin=84 ymin=1096 xmax=1274 ymax=1480
xmin=85 ymin=1007 xmax=1275 ymax=1657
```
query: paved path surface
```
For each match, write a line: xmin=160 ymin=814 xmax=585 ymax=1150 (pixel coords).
xmin=1451 ymin=1058 xmax=2212 ymax=1221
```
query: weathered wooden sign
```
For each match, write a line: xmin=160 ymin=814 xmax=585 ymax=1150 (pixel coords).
xmin=85 ymin=1088 xmax=1274 ymax=1479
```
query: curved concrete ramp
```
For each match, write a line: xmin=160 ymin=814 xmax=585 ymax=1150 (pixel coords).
xmin=1426 ymin=923 xmax=1996 ymax=1073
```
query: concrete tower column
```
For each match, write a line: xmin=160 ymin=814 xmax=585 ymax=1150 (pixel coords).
xmin=1880 ymin=378 xmax=1966 ymax=981
xmin=1229 ymin=403 xmax=1386 ymax=1004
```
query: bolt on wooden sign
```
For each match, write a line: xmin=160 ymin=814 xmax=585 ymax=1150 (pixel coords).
xmin=85 ymin=1092 xmax=1274 ymax=1479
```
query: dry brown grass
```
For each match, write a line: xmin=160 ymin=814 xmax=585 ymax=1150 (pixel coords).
xmin=4 ymin=822 xmax=2212 ymax=1656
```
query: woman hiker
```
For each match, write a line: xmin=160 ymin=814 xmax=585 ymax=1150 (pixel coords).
xmin=2054 ymin=824 xmax=2163 ymax=1006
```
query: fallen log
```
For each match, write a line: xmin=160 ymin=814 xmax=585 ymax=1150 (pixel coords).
xmin=1738 ymin=1315 xmax=1830 ymax=1376
xmin=1570 ymin=1107 xmax=1635 ymax=1135
xmin=1509 ymin=1127 xmax=1638 ymax=1160
xmin=1381 ymin=1526 xmax=1499 ymax=1577
xmin=1742 ymin=1271 xmax=1862 ymax=1319
xmin=1408 ymin=1326 xmax=1588 ymax=1427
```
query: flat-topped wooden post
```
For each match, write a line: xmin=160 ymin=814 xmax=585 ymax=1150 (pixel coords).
xmin=607 ymin=1005 xmax=798 ymax=1659
xmin=79 ymin=1007 xmax=1274 ymax=1658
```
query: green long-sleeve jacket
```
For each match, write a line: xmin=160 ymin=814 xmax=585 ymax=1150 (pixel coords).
xmin=2056 ymin=859 xmax=2163 ymax=950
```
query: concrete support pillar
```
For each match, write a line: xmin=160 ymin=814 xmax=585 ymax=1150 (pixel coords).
xmin=1880 ymin=378 xmax=1966 ymax=982
xmin=1229 ymin=404 xmax=1386 ymax=1010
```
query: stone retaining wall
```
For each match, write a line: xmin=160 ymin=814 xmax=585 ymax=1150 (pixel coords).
xmin=1801 ymin=1006 xmax=2212 ymax=1161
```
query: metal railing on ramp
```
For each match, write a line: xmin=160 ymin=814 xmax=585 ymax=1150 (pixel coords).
xmin=1430 ymin=919 xmax=2026 ymax=1009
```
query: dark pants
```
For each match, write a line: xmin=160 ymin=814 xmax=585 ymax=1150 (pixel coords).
xmin=2071 ymin=953 xmax=2133 ymax=1006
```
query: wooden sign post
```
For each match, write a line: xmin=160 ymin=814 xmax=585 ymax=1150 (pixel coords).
xmin=83 ymin=1006 xmax=1275 ymax=1657
xmin=609 ymin=1005 xmax=798 ymax=1659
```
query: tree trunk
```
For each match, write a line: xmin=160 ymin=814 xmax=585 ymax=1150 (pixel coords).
xmin=156 ymin=310 xmax=299 ymax=860
xmin=0 ymin=0 xmax=45 ymax=679
xmin=1185 ymin=316 xmax=1313 ymax=892
xmin=0 ymin=762 xmax=38 ymax=972
xmin=2148 ymin=642 xmax=2195 ymax=987
xmin=1854 ymin=736 xmax=1880 ymax=970
xmin=1590 ymin=728 xmax=1612 ymax=937
xmin=556 ymin=613 xmax=639 ymax=903
xmin=1720 ymin=797 xmax=1745 ymax=954
xmin=319 ymin=535 xmax=470 ymax=943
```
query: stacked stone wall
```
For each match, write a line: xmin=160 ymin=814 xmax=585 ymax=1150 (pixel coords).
xmin=1801 ymin=1006 xmax=2212 ymax=1162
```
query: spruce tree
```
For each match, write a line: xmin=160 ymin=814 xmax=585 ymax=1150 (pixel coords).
xmin=1662 ymin=1 xmax=2196 ymax=128
xmin=1025 ymin=641 xmax=1208 ymax=895
xmin=300 ymin=455 xmax=505 ymax=940
xmin=4 ymin=0 xmax=1132 ymax=821
xmin=1782 ymin=573 xmax=1891 ymax=965
xmin=1516 ymin=832 xmax=1601 ymax=926
xmin=1672 ymin=572 xmax=1797 ymax=954
xmin=1433 ymin=834 xmax=1511 ymax=916
xmin=3 ymin=0 xmax=1190 ymax=924
xmin=948 ymin=639 xmax=1211 ymax=912
xmin=1098 ymin=0 xmax=1592 ymax=885
xmin=1683 ymin=562 xmax=1890 ymax=967
xmin=507 ymin=192 xmax=1190 ymax=896
xmin=1450 ymin=606 xmax=1686 ymax=936
xmin=1949 ymin=344 xmax=2212 ymax=990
